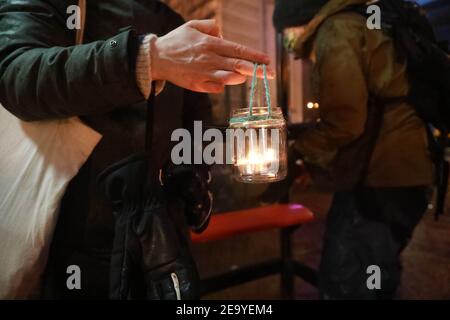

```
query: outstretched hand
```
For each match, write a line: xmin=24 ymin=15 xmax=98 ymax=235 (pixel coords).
xmin=151 ymin=19 xmax=275 ymax=93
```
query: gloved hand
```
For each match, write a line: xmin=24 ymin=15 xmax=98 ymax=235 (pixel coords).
xmin=161 ymin=164 xmax=213 ymax=234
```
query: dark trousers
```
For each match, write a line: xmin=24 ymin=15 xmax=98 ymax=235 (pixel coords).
xmin=319 ymin=186 xmax=429 ymax=299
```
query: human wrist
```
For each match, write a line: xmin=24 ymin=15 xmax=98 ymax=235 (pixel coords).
xmin=150 ymin=36 xmax=164 ymax=81
xmin=136 ymin=33 xmax=170 ymax=99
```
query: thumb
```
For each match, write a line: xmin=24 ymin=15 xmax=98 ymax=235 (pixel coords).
xmin=187 ymin=19 xmax=222 ymax=38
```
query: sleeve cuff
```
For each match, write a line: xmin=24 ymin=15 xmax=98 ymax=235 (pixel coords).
xmin=136 ymin=34 xmax=166 ymax=99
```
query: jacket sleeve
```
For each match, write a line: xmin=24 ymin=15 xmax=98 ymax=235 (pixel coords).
xmin=294 ymin=17 xmax=369 ymax=169
xmin=0 ymin=0 xmax=145 ymax=121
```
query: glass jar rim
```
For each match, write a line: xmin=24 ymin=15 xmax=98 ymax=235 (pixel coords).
xmin=231 ymin=106 xmax=282 ymax=116
xmin=229 ymin=107 xmax=285 ymax=125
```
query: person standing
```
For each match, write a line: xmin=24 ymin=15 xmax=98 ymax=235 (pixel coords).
xmin=273 ymin=0 xmax=433 ymax=299
xmin=0 ymin=0 xmax=273 ymax=298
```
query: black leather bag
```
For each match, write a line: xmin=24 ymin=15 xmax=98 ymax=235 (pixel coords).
xmin=97 ymin=153 xmax=201 ymax=299
xmin=97 ymin=88 xmax=211 ymax=300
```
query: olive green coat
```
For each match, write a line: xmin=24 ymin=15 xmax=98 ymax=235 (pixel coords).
xmin=293 ymin=0 xmax=433 ymax=187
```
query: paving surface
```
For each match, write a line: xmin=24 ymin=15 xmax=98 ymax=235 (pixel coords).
xmin=193 ymin=187 xmax=450 ymax=300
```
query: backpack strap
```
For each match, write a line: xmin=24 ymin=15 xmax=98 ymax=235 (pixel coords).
xmin=356 ymin=94 xmax=408 ymax=187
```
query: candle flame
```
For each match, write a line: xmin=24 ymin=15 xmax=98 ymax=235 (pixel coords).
xmin=236 ymin=148 xmax=276 ymax=166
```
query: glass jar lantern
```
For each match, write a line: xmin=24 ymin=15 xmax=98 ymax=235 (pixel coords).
xmin=229 ymin=64 xmax=287 ymax=183
xmin=230 ymin=107 xmax=287 ymax=183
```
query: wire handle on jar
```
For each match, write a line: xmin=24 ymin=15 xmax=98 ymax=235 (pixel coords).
xmin=248 ymin=63 xmax=272 ymax=118
xmin=229 ymin=63 xmax=273 ymax=124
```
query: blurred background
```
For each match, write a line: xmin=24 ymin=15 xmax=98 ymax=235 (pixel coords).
xmin=163 ymin=0 xmax=450 ymax=299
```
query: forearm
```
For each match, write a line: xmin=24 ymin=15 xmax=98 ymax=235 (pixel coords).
xmin=0 ymin=27 xmax=145 ymax=121
xmin=1 ymin=1 xmax=272 ymax=120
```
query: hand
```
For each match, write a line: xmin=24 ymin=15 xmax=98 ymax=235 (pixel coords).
xmin=151 ymin=19 xmax=275 ymax=93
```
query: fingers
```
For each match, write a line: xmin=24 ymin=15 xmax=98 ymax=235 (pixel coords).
xmin=196 ymin=81 xmax=225 ymax=94
xmin=209 ymin=70 xmax=247 ymax=85
xmin=210 ymin=37 xmax=270 ymax=65
xmin=187 ymin=19 xmax=222 ymax=38
xmin=191 ymin=71 xmax=246 ymax=94
xmin=219 ymin=58 xmax=275 ymax=79
xmin=188 ymin=21 xmax=275 ymax=78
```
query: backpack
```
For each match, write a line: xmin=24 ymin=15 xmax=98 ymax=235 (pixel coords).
xmin=353 ymin=0 xmax=450 ymax=219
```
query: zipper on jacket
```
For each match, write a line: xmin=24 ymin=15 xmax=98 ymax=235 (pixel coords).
xmin=171 ymin=273 xmax=181 ymax=300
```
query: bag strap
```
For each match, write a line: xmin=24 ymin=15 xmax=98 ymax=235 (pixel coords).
xmin=74 ymin=0 xmax=159 ymax=185
xmin=75 ymin=0 xmax=86 ymax=45
xmin=146 ymin=83 xmax=159 ymax=186
xmin=357 ymin=95 xmax=408 ymax=187
xmin=146 ymin=84 xmax=156 ymax=153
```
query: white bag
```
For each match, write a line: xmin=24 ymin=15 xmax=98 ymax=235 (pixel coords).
xmin=0 ymin=0 xmax=98 ymax=299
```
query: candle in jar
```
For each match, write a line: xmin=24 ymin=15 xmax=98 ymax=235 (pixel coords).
xmin=237 ymin=147 xmax=277 ymax=176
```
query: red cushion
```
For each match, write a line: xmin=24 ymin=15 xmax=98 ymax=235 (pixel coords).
xmin=191 ymin=204 xmax=314 ymax=244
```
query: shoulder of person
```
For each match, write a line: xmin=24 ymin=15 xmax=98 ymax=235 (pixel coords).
xmin=317 ymin=11 xmax=367 ymax=40
xmin=313 ymin=11 xmax=368 ymax=60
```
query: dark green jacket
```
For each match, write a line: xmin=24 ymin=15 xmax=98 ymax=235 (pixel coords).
xmin=0 ymin=0 xmax=211 ymax=298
